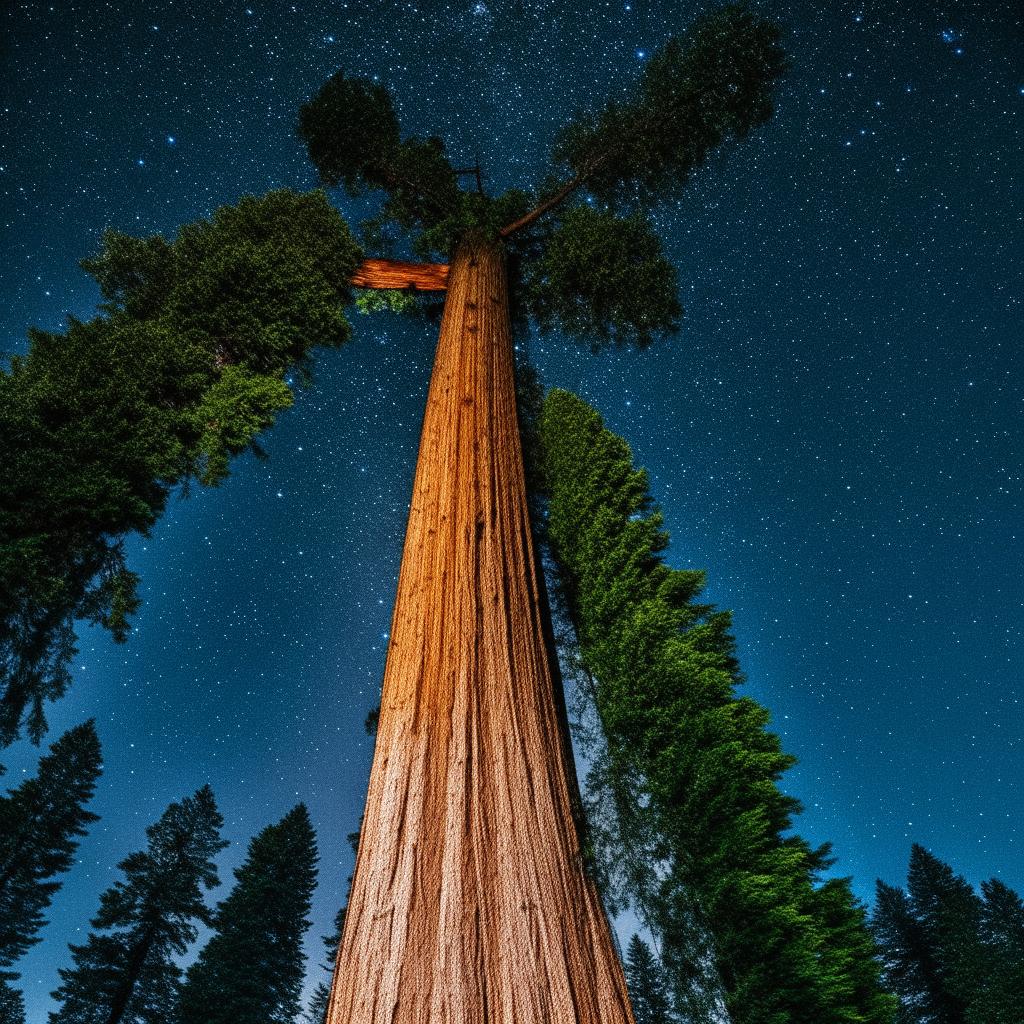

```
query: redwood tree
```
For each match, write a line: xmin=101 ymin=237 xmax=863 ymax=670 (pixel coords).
xmin=4 ymin=5 xmax=788 ymax=1022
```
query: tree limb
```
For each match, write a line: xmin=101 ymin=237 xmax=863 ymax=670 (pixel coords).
xmin=351 ymin=258 xmax=449 ymax=291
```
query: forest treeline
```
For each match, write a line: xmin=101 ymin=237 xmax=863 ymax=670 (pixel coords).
xmin=1 ymin=384 xmax=1020 ymax=1024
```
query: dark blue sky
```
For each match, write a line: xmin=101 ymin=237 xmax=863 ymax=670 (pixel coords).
xmin=2 ymin=0 xmax=1022 ymax=1018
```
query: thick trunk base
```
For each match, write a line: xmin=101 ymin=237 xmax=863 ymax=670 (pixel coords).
xmin=326 ymin=236 xmax=633 ymax=1024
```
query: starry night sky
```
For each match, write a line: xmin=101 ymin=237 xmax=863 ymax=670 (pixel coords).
xmin=2 ymin=0 xmax=1022 ymax=1018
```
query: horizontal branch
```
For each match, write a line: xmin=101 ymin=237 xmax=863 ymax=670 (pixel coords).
xmin=351 ymin=258 xmax=449 ymax=291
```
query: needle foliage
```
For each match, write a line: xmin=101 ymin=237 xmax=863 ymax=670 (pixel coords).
xmin=872 ymin=844 xmax=1024 ymax=1024
xmin=49 ymin=786 xmax=227 ymax=1024
xmin=0 ymin=190 xmax=360 ymax=745
xmin=537 ymin=388 xmax=894 ymax=1024
xmin=177 ymin=805 xmax=318 ymax=1024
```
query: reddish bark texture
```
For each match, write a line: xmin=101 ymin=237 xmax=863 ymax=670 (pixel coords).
xmin=351 ymin=258 xmax=450 ymax=291
xmin=326 ymin=236 xmax=634 ymax=1023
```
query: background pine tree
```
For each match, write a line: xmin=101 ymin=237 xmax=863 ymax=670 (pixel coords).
xmin=624 ymin=935 xmax=674 ymax=1024
xmin=907 ymin=844 xmax=985 ymax=1020
xmin=0 ymin=975 xmax=24 ymax=1024
xmin=304 ymin=904 xmax=347 ymax=1024
xmin=48 ymin=785 xmax=226 ymax=1024
xmin=177 ymin=803 xmax=318 ymax=1024
xmin=873 ymin=845 xmax=1024 ymax=1024
xmin=0 ymin=721 xmax=101 ymax=1011
xmin=971 ymin=879 xmax=1024 ymax=1024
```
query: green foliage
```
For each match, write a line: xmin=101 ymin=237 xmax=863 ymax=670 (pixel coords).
xmin=177 ymin=804 xmax=318 ymax=1024
xmin=0 ymin=722 xmax=102 ymax=969
xmin=296 ymin=74 xmax=401 ymax=194
xmin=1 ymin=189 xmax=361 ymax=745
xmin=522 ymin=204 xmax=681 ymax=349
xmin=298 ymin=71 xmax=460 ymax=235
xmin=354 ymin=288 xmax=421 ymax=316
xmin=188 ymin=365 xmax=294 ymax=486
xmin=873 ymin=844 xmax=1024 ymax=1024
xmin=49 ymin=786 xmax=227 ymax=1024
xmin=972 ymin=879 xmax=1024 ymax=1024
xmin=538 ymin=388 xmax=894 ymax=1024
xmin=412 ymin=188 xmax=534 ymax=259
xmin=625 ymin=935 xmax=675 ymax=1024
xmin=553 ymin=4 xmax=786 ymax=208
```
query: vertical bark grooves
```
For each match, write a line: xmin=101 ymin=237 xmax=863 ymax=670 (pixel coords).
xmin=327 ymin=235 xmax=634 ymax=1024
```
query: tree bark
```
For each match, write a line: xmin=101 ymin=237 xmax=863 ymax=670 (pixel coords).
xmin=326 ymin=234 xmax=634 ymax=1024
xmin=351 ymin=259 xmax=449 ymax=291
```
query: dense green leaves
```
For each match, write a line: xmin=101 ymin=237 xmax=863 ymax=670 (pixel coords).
xmin=177 ymin=804 xmax=318 ymax=1024
xmin=553 ymin=4 xmax=786 ymax=208
xmin=49 ymin=786 xmax=226 ymax=1024
xmin=522 ymin=205 xmax=681 ymax=349
xmin=298 ymin=71 xmax=460 ymax=236
xmin=510 ymin=3 xmax=783 ymax=343
xmin=538 ymin=388 xmax=893 ymax=1024
xmin=296 ymin=74 xmax=401 ymax=194
xmin=0 ymin=722 xmax=101 ymax=1013
xmin=0 ymin=189 xmax=360 ymax=745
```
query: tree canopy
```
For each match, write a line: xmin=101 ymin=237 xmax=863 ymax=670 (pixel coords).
xmin=177 ymin=804 xmax=318 ymax=1024
xmin=0 ymin=721 xmax=102 ymax=1020
xmin=2 ymin=2 xmax=785 ymax=745
xmin=0 ymin=190 xmax=360 ymax=745
xmin=872 ymin=844 xmax=1024 ymax=1024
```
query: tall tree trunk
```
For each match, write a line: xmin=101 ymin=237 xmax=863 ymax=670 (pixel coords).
xmin=104 ymin=924 xmax=155 ymax=1024
xmin=327 ymin=234 xmax=634 ymax=1024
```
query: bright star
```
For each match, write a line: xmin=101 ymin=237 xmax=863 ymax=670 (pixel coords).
xmin=167 ymin=135 xmax=175 ymax=145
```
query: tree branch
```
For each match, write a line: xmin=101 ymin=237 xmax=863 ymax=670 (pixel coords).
xmin=498 ymin=152 xmax=611 ymax=239
xmin=351 ymin=258 xmax=449 ymax=291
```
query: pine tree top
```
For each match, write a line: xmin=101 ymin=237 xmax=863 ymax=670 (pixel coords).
xmin=177 ymin=804 xmax=319 ymax=1024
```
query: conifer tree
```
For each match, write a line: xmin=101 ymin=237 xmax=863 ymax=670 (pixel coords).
xmin=873 ymin=878 xmax=953 ymax=1024
xmin=49 ymin=785 xmax=226 ymax=1024
xmin=0 ymin=976 xmax=24 ymax=1024
xmin=972 ymin=879 xmax=1024 ymax=1024
xmin=0 ymin=721 xmax=101 ymax=1002
xmin=624 ymin=935 xmax=674 ymax=1024
xmin=537 ymin=387 xmax=895 ymax=1024
xmin=906 ymin=844 xmax=986 ymax=1018
xmin=176 ymin=804 xmax=318 ymax=1024
xmin=873 ymin=845 xmax=1024 ymax=1024
xmin=0 ymin=191 xmax=361 ymax=745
